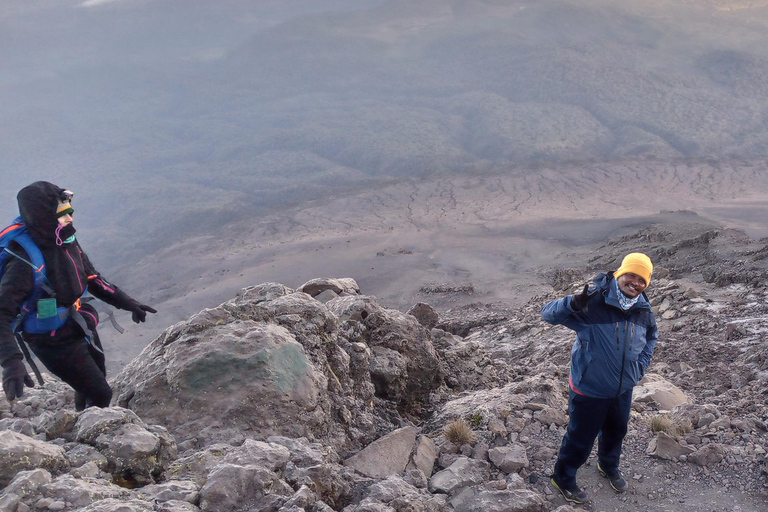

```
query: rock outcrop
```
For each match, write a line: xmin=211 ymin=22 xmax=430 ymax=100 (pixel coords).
xmin=3 ymin=236 xmax=768 ymax=512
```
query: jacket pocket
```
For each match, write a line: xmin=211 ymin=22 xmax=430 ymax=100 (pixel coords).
xmin=628 ymin=324 xmax=647 ymax=360
xmin=571 ymin=338 xmax=592 ymax=386
xmin=627 ymin=359 xmax=643 ymax=386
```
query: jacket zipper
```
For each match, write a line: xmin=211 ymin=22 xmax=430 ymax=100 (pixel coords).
xmin=615 ymin=320 xmax=633 ymax=398
xmin=64 ymin=247 xmax=85 ymax=294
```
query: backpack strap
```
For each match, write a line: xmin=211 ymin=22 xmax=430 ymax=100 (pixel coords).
xmin=14 ymin=333 xmax=44 ymax=386
xmin=3 ymin=232 xmax=55 ymax=333
xmin=3 ymin=235 xmax=53 ymax=296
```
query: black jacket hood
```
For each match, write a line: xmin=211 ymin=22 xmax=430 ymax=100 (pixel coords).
xmin=17 ymin=181 xmax=75 ymax=247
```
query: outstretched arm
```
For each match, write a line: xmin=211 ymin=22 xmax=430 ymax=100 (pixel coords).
xmin=87 ymin=274 xmax=157 ymax=323
xmin=79 ymin=247 xmax=157 ymax=324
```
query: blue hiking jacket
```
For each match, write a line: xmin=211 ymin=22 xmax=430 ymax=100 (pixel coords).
xmin=541 ymin=272 xmax=658 ymax=399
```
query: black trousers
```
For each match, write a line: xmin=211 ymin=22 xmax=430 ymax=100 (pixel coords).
xmin=553 ymin=388 xmax=633 ymax=488
xmin=26 ymin=330 xmax=112 ymax=410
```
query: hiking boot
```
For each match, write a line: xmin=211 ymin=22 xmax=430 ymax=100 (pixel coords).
xmin=550 ymin=477 xmax=589 ymax=504
xmin=598 ymin=461 xmax=628 ymax=493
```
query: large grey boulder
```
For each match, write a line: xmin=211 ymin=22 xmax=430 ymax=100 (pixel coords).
xmin=111 ymin=284 xmax=401 ymax=453
xmin=0 ymin=430 xmax=68 ymax=487
xmin=113 ymin=318 xmax=331 ymax=446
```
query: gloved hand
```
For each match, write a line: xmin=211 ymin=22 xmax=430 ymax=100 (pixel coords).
xmin=570 ymin=283 xmax=598 ymax=312
xmin=128 ymin=302 xmax=157 ymax=323
xmin=2 ymin=358 xmax=34 ymax=401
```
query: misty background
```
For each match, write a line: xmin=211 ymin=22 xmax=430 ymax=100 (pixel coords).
xmin=3 ymin=0 xmax=768 ymax=366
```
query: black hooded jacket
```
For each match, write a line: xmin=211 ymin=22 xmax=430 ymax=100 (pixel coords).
xmin=0 ymin=181 xmax=138 ymax=365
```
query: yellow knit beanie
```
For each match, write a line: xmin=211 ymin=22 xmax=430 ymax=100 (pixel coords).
xmin=614 ymin=253 xmax=653 ymax=285
xmin=56 ymin=201 xmax=74 ymax=218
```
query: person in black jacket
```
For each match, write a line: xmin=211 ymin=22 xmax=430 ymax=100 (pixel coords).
xmin=0 ymin=181 xmax=156 ymax=410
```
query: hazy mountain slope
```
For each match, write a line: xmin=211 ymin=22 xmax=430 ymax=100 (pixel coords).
xmin=2 ymin=0 xmax=768 ymax=268
xmin=99 ymin=159 xmax=768 ymax=371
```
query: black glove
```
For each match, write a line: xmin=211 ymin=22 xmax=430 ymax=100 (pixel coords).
xmin=2 ymin=358 xmax=35 ymax=401
xmin=128 ymin=302 xmax=157 ymax=323
xmin=570 ymin=284 xmax=598 ymax=312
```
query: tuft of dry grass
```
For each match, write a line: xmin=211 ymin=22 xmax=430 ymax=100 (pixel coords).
xmin=443 ymin=418 xmax=477 ymax=445
xmin=648 ymin=414 xmax=692 ymax=439
xmin=649 ymin=414 xmax=673 ymax=433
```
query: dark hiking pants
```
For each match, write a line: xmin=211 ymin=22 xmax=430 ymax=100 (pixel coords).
xmin=27 ymin=331 xmax=111 ymax=410
xmin=553 ymin=387 xmax=633 ymax=488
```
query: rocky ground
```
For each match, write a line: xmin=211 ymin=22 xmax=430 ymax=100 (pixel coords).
xmin=431 ymin=221 xmax=768 ymax=511
xmin=432 ymin=278 xmax=768 ymax=512
xmin=1 ymin=219 xmax=768 ymax=511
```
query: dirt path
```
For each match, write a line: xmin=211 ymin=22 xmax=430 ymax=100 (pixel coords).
xmin=540 ymin=432 xmax=768 ymax=511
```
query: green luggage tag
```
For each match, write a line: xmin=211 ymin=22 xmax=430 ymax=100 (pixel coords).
xmin=36 ymin=298 xmax=58 ymax=319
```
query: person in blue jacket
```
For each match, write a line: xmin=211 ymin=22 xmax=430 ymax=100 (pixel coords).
xmin=541 ymin=253 xmax=657 ymax=504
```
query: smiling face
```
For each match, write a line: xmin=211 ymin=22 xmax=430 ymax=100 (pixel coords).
xmin=617 ymin=272 xmax=647 ymax=297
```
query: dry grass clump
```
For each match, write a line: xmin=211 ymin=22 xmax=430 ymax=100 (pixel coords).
xmin=648 ymin=414 xmax=692 ymax=438
xmin=443 ymin=418 xmax=477 ymax=445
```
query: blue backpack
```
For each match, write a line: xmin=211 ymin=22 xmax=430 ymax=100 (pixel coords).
xmin=0 ymin=216 xmax=70 ymax=333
